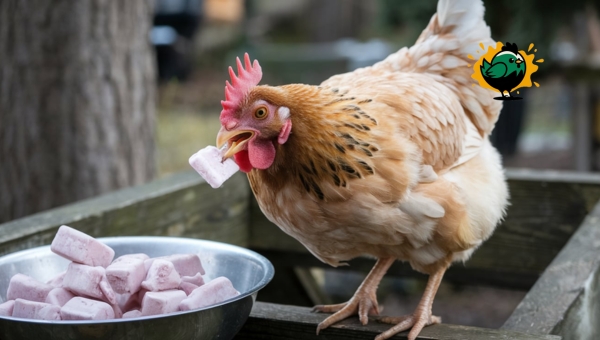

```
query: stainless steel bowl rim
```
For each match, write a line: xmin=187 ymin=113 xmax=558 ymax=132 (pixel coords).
xmin=0 ymin=236 xmax=274 ymax=325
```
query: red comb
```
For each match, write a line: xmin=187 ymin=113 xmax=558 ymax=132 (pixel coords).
xmin=220 ymin=53 xmax=262 ymax=122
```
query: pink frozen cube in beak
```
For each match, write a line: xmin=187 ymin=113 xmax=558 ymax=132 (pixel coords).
xmin=51 ymin=225 xmax=115 ymax=267
xmin=179 ymin=277 xmax=239 ymax=311
xmin=62 ymin=263 xmax=105 ymax=300
xmin=106 ymin=256 xmax=146 ymax=294
xmin=45 ymin=288 xmax=75 ymax=307
xmin=0 ymin=300 xmax=15 ymax=316
xmin=60 ymin=297 xmax=114 ymax=320
xmin=189 ymin=146 xmax=239 ymax=189
xmin=13 ymin=299 xmax=61 ymax=320
xmin=140 ymin=290 xmax=187 ymax=316
xmin=141 ymin=259 xmax=181 ymax=291
xmin=7 ymin=274 xmax=54 ymax=302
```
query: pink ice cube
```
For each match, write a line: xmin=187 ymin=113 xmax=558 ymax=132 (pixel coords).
xmin=122 ymin=309 xmax=142 ymax=319
xmin=106 ymin=256 xmax=146 ymax=294
xmin=179 ymin=277 xmax=239 ymax=311
xmin=38 ymin=306 xmax=62 ymax=320
xmin=60 ymin=297 xmax=114 ymax=320
xmin=141 ymin=259 xmax=181 ymax=292
xmin=116 ymin=293 xmax=140 ymax=312
xmin=45 ymin=288 xmax=75 ymax=307
xmin=141 ymin=290 xmax=187 ymax=316
xmin=181 ymin=272 xmax=205 ymax=286
xmin=112 ymin=303 xmax=123 ymax=319
xmin=46 ymin=271 xmax=66 ymax=288
xmin=13 ymin=299 xmax=61 ymax=320
xmin=145 ymin=254 xmax=204 ymax=277
xmin=51 ymin=225 xmax=114 ymax=267
xmin=112 ymin=253 xmax=149 ymax=263
xmin=99 ymin=275 xmax=117 ymax=305
xmin=137 ymin=288 xmax=149 ymax=306
xmin=0 ymin=300 xmax=15 ymax=316
xmin=7 ymin=274 xmax=54 ymax=302
xmin=179 ymin=282 xmax=198 ymax=296
xmin=189 ymin=146 xmax=239 ymax=188
xmin=62 ymin=263 xmax=105 ymax=300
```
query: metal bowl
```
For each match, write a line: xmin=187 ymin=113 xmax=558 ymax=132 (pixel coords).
xmin=0 ymin=237 xmax=274 ymax=340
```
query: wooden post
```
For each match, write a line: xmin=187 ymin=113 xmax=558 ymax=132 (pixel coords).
xmin=503 ymin=199 xmax=600 ymax=338
xmin=554 ymin=266 xmax=600 ymax=340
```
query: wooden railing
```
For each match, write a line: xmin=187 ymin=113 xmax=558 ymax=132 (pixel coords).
xmin=2 ymin=169 xmax=599 ymax=339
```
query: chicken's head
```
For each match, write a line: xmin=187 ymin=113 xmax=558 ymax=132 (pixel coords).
xmin=216 ymin=53 xmax=292 ymax=173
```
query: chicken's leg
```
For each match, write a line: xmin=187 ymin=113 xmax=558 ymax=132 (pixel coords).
xmin=375 ymin=264 xmax=447 ymax=340
xmin=313 ymin=257 xmax=395 ymax=334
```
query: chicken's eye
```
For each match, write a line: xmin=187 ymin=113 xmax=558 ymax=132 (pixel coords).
xmin=254 ymin=107 xmax=268 ymax=119
xmin=509 ymin=58 xmax=514 ymax=63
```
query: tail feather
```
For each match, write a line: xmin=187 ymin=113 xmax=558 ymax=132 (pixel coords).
xmin=432 ymin=0 xmax=493 ymax=56
xmin=374 ymin=0 xmax=502 ymax=136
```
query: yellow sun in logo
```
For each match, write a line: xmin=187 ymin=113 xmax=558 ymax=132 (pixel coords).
xmin=469 ymin=42 xmax=544 ymax=96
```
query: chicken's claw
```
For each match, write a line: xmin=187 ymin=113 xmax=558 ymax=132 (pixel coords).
xmin=314 ymin=291 xmax=380 ymax=334
xmin=374 ymin=264 xmax=446 ymax=340
xmin=375 ymin=312 xmax=441 ymax=340
xmin=314 ymin=258 xmax=394 ymax=335
xmin=311 ymin=303 xmax=346 ymax=313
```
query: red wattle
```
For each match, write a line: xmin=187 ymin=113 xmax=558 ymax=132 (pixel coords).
xmin=234 ymin=150 xmax=253 ymax=173
xmin=248 ymin=139 xmax=276 ymax=170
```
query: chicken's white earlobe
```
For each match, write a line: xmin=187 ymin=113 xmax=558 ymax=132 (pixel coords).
xmin=277 ymin=106 xmax=290 ymax=120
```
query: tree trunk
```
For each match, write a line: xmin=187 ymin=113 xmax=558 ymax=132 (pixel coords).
xmin=0 ymin=0 xmax=156 ymax=223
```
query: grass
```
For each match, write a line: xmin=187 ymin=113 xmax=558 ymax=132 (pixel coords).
xmin=157 ymin=110 xmax=221 ymax=176
xmin=155 ymin=76 xmax=225 ymax=177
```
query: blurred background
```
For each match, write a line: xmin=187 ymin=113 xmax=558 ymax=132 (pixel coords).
xmin=152 ymin=0 xmax=600 ymax=175
xmin=2 ymin=0 xmax=600 ymax=330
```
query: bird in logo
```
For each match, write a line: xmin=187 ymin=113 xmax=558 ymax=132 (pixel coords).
xmin=480 ymin=42 xmax=526 ymax=99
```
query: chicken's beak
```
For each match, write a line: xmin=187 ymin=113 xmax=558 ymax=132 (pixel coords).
xmin=516 ymin=59 xmax=523 ymax=64
xmin=216 ymin=127 xmax=255 ymax=161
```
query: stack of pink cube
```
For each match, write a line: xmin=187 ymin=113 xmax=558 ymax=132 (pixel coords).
xmin=0 ymin=225 xmax=240 ymax=321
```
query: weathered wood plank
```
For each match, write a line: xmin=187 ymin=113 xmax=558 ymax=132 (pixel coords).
xmin=236 ymin=302 xmax=561 ymax=340
xmin=249 ymin=169 xmax=600 ymax=289
xmin=553 ymin=265 xmax=600 ymax=340
xmin=0 ymin=171 xmax=250 ymax=256
xmin=502 ymin=199 xmax=600 ymax=336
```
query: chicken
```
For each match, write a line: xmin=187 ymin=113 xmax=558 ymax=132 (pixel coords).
xmin=215 ymin=0 xmax=509 ymax=339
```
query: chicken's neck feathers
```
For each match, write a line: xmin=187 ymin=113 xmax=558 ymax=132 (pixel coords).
xmin=247 ymin=84 xmax=381 ymax=201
